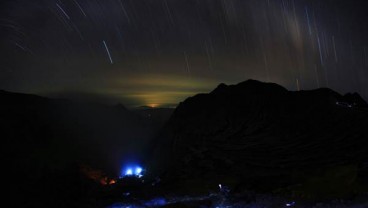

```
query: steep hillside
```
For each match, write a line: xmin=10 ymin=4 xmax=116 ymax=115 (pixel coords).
xmin=0 ymin=90 xmax=166 ymax=206
xmin=152 ymin=80 xmax=368 ymax=196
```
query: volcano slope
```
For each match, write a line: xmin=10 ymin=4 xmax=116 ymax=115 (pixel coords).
xmin=0 ymin=90 xmax=170 ymax=207
xmin=152 ymin=80 xmax=368 ymax=199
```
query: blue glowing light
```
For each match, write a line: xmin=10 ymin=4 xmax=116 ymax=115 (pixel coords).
xmin=144 ymin=198 xmax=167 ymax=207
xmin=121 ymin=165 xmax=144 ymax=178
xmin=135 ymin=167 xmax=142 ymax=175
xmin=125 ymin=168 xmax=133 ymax=176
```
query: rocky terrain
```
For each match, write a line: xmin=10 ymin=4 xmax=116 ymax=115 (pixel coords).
xmin=152 ymin=80 xmax=368 ymax=200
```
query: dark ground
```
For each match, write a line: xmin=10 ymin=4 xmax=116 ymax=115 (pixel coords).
xmin=2 ymin=80 xmax=368 ymax=207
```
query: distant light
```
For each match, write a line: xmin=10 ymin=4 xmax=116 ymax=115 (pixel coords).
xmin=218 ymin=184 xmax=222 ymax=189
xmin=121 ymin=165 xmax=144 ymax=178
xmin=135 ymin=167 xmax=142 ymax=175
xmin=125 ymin=168 xmax=133 ymax=176
xmin=286 ymin=202 xmax=296 ymax=207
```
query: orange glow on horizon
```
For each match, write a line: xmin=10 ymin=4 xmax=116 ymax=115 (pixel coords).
xmin=148 ymin=103 xmax=158 ymax=108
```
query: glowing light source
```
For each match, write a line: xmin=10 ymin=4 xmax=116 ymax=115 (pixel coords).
xmin=121 ymin=165 xmax=144 ymax=178
xmin=125 ymin=168 xmax=133 ymax=176
xmin=286 ymin=202 xmax=296 ymax=207
xmin=149 ymin=103 xmax=158 ymax=108
xmin=135 ymin=167 xmax=142 ymax=175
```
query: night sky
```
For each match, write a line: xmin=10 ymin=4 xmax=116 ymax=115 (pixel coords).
xmin=1 ymin=0 xmax=368 ymax=107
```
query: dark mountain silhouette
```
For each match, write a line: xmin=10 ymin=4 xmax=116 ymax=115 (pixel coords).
xmin=2 ymin=80 xmax=368 ymax=205
xmin=0 ymin=90 xmax=148 ymax=171
xmin=0 ymin=90 xmax=172 ymax=206
xmin=152 ymin=80 xmax=368 ymax=197
xmin=133 ymin=107 xmax=175 ymax=128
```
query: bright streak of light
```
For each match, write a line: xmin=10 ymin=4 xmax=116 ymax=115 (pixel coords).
xmin=103 ymin=40 xmax=114 ymax=64
xmin=118 ymin=0 xmax=131 ymax=23
xmin=305 ymin=7 xmax=312 ymax=36
xmin=56 ymin=3 xmax=70 ymax=20
xmin=317 ymin=35 xmax=324 ymax=66
xmin=73 ymin=0 xmax=87 ymax=17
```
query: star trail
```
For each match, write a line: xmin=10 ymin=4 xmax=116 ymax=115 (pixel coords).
xmin=0 ymin=0 xmax=367 ymax=107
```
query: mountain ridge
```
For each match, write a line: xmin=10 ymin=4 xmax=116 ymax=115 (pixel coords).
xmin=152 ymin=80 xmax=368 ymax=181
